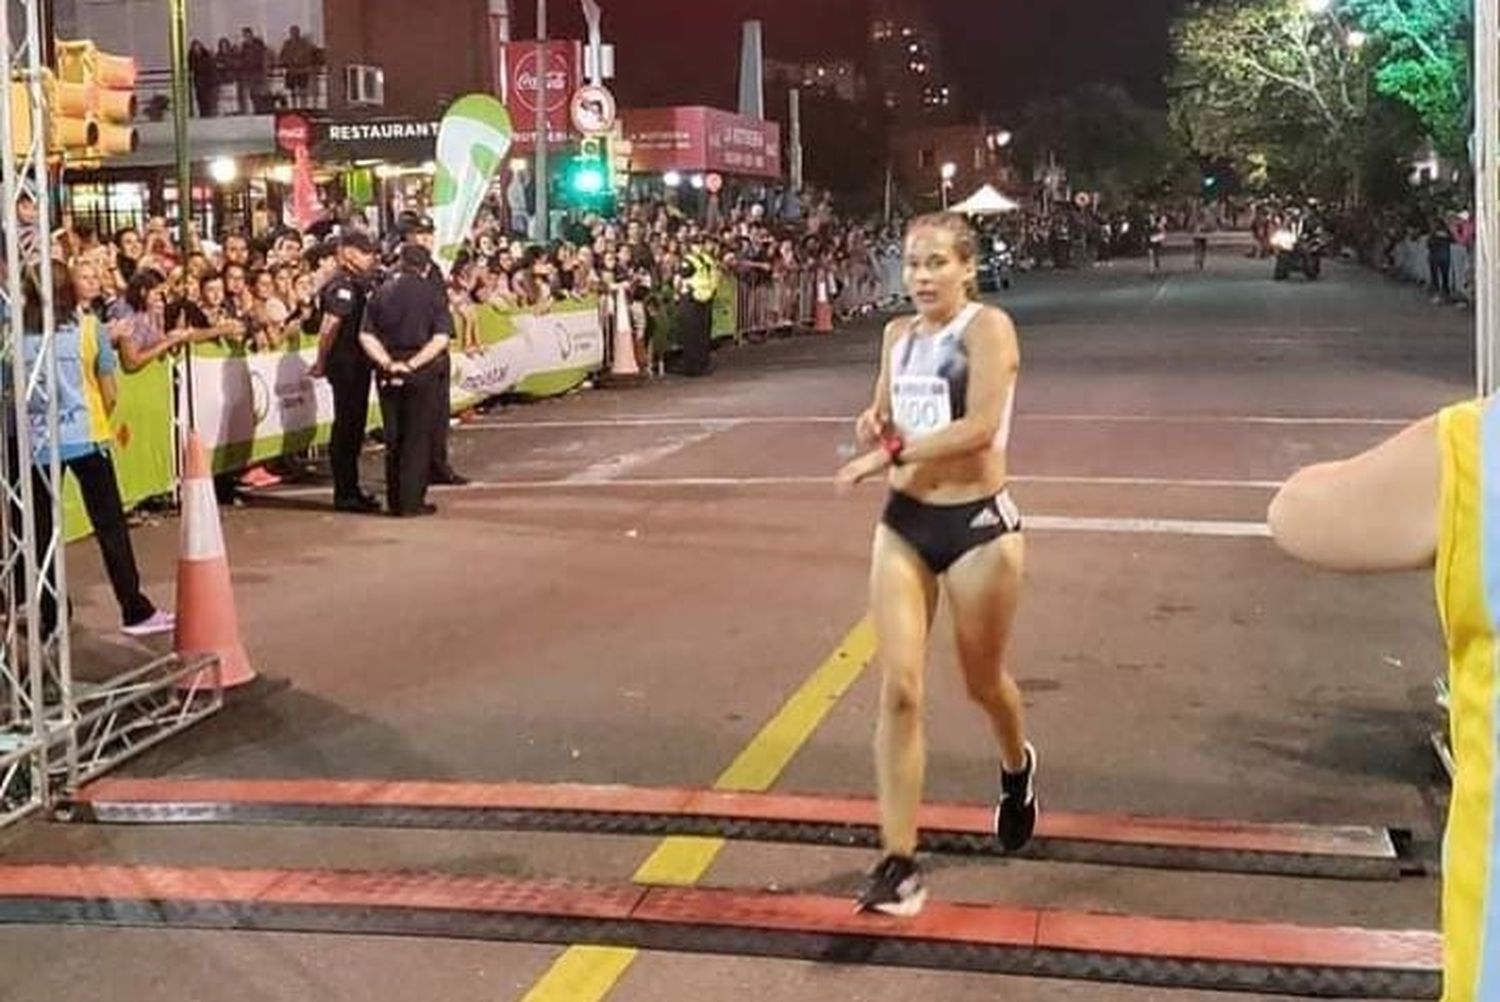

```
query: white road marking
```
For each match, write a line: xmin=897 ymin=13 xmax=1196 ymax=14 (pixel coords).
xmin=1018 ymin=474 xmax=1281 ymax=489
xmin=463 ymin=412 xmax=1410 ymax=431
xmin=268 ymin=478 xmax=1275 ymax=537
xmin=270 ymin=472 xmax=1282 ymax=498
xmin=1024 ymin=515 xmax=1270 ymax=538
xmin=563 ymin=427 xmax=720 ymax=484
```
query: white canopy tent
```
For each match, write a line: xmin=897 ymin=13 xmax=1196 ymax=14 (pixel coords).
xmin=950 ymin=184 xmax=1020 ymax=216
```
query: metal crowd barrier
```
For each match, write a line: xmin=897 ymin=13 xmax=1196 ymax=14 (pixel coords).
xmin=594 ymin=255 xmax=909 ymax=364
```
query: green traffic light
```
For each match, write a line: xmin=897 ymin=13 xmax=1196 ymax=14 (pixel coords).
xmin=573 ymin=165 xmax=606 ymax=195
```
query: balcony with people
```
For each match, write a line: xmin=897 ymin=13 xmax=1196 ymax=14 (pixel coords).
xmin=135 ymin=25 xmax=328 ymax=122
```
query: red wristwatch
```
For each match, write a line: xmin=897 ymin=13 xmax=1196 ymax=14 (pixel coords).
xmin=881 ymin=432 xmax=905 ymax=466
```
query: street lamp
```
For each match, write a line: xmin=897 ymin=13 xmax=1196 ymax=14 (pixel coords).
xmin=1346 ymin=29 xmax=1368 ymax=49
xmin=987 ymin=130 xmax=1012 ymax=151
xmin=208 ymin=156 xmax=238 ymax=185
xmin=940 ymin=161 xmax=957 ymax=209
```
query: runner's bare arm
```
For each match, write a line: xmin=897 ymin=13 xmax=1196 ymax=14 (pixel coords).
xmin=855 ymin=318 xmax=901 ymax=448
xmin=1268 ymin=415 xmax=1439 ymax=572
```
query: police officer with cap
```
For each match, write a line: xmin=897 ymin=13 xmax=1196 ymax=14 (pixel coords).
xmin=311 ymin=229 xmax=380 ymax=513
xmin=401 ymin=215 xmax=469 ymax=486
xmin=360 ymin=242 xmax=452 ymax=517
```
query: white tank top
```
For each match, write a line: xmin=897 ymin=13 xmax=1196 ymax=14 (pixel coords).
xmin=888 ymin=302 xmax=1015 ymax=450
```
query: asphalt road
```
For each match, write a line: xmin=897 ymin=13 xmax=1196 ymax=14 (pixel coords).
xmin=0 ymin=244 xmax=1475 ymax=1002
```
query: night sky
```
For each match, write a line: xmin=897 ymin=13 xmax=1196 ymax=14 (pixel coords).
xmin=518 ymin=0 xmax=1181 ymax=113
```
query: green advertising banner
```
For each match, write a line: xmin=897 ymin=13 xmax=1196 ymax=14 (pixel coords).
xmin=712 ymin=281 xmax=738 ymax=341
xmin=431 ymin=94 xmax=513 ymax=278
xmin=451 ymin=298 xmax=605 ymax=405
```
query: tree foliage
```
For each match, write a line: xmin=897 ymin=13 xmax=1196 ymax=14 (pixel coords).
xmin=1343 ymin=0 xmax=1469 ymax=159
xmin=1016 ymin=85 xmax=1191 ymax=203
xmin=1169 ymin=0 xmax=1369 ymax=197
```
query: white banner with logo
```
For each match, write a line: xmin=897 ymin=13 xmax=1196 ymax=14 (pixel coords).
xmin=451 ymin=304 xmax=606 ymax=406
xmin=179 ymin=303 xmax=606 ymax=471
xmin=181 ymin=347 xmax=342 ymax=469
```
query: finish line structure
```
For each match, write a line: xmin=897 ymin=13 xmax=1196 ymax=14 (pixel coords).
xmin=62 ymin=776 xmax=1414 ymax=881
xmin=0 ymin=863 xmax=1441 ymax=999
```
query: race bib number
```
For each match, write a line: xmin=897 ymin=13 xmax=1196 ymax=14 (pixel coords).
xmin=891 ymin=375 xmax=952 ymax=439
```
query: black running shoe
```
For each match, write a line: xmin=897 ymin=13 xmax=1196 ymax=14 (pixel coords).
xmin=995 ymin=741 xmax=1039 ymax=852
xmin=855 ymin=854 xmax=927 ymax=917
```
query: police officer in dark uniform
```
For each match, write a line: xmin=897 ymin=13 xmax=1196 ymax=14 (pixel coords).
xmin=310 ymin=230 xmax=380 ymax=513
xmin=360 ymin=243 xmax=452 ymax=517
xmin=401 ymin=216 xmax=468 ymax=486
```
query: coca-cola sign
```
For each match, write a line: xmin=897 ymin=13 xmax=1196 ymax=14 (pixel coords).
xmin=275 ymin=113 xmax=311 ymax=153
xmin=512 ymin=54 xmax=570 ymax=113
xmin=501 ymin=41 xmax=579 ymax=150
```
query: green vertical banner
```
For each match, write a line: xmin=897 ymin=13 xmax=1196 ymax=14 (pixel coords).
xmin=431 ymin=94 xmax=514 ymax=277
xmin=346 ymin=167 xmax=375 ymax=205
xmin=62 ymin=358 xmax=177 ymax=541
xmin=711 ymin=280 xmax=739 ymax=340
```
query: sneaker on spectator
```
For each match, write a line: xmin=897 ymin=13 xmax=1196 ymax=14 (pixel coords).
xmin=239 ymin=466 xmax=282 ymax=489
xmin=122 ymin=610 xmax=175 ymax=638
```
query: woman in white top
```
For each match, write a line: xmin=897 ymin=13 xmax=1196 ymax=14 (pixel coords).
xmin=836 ymin=212 xmax=1036 ymax=916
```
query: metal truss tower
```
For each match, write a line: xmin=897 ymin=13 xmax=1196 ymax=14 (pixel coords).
xmin=0 ymin=0 xmax=221 ymax=830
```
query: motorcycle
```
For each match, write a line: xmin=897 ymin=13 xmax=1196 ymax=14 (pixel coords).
xmin=977 ymin=237 xmax=1015 ymax=292
xmin=1270 ymin=217 xmax=1326 ymax=281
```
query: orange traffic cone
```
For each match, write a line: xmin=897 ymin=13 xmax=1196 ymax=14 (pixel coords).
xmin=610 ymin=286 xmax=640 ymax=377
xmin=175 ymin=431 xmax=256 ymax=689
xmin=814 ymin=275 xmax=834 ymax=335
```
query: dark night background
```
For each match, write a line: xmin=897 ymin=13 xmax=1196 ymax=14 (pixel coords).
xmin=516 ymin=0 xmax=1183 ymax=113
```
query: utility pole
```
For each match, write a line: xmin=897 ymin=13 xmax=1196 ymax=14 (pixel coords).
xmin=1478 ymin=0 xmax=1497 ymax=393
xmin=533 ymin=0 xmax=547 ymax=243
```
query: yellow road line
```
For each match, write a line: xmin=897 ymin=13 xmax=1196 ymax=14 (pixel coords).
xmin=519 ymin=618 xmax=877 ymax=1002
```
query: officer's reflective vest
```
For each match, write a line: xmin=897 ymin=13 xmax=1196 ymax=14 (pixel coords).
xmin=687 ymin=251 xmax=720 ymax=303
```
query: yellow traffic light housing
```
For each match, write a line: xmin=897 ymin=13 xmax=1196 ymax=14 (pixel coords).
xmin=7 ymin=74 xmax=98 ymax=159
xmin=7 ymin=80 xmax=34 ymax=158
xmin=50 ymin=75 xmax=97 ymax=154
xmin=55 ymin=39 xmax=138 ymax=160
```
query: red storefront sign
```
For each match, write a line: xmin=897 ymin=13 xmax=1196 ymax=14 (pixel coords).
xmin=499 ymin=41 xmax=580 ymax=150
xmin=623 ymin=106 xmax=781 ymax=180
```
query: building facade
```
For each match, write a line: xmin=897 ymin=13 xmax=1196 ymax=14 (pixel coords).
xmin=868 ymin=0 xmax=956 ymax=125
xmin=52 ymin=0 xmax=496 ymax=238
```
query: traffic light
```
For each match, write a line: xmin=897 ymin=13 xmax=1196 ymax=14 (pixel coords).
xmin=609 ymin=136 xmax=632 ymax=191
xmin=55 ymin=39 xmax=138 ymax=160
xmin=7 ymin=81 xmax=37 ymax=158
xmin=562 ymin=137 xmax=610 ymax=207
xmin=6 ymin=75 xmax=97 ymax=159
xmin=574 ymin=137 xmax=607 ymax=193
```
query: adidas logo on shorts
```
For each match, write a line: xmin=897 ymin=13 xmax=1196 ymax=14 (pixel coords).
xmin=970 ymin=506 xmax=1003 ymax=530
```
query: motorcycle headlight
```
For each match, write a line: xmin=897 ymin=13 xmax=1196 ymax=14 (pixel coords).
xmin=1270 ymin=229 xmax=1296 ymax=251
xmin=1119 ymin=222 xmax=1130 ymax=235
xmin=994 ymin=240 xmax=1009 ymax=253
